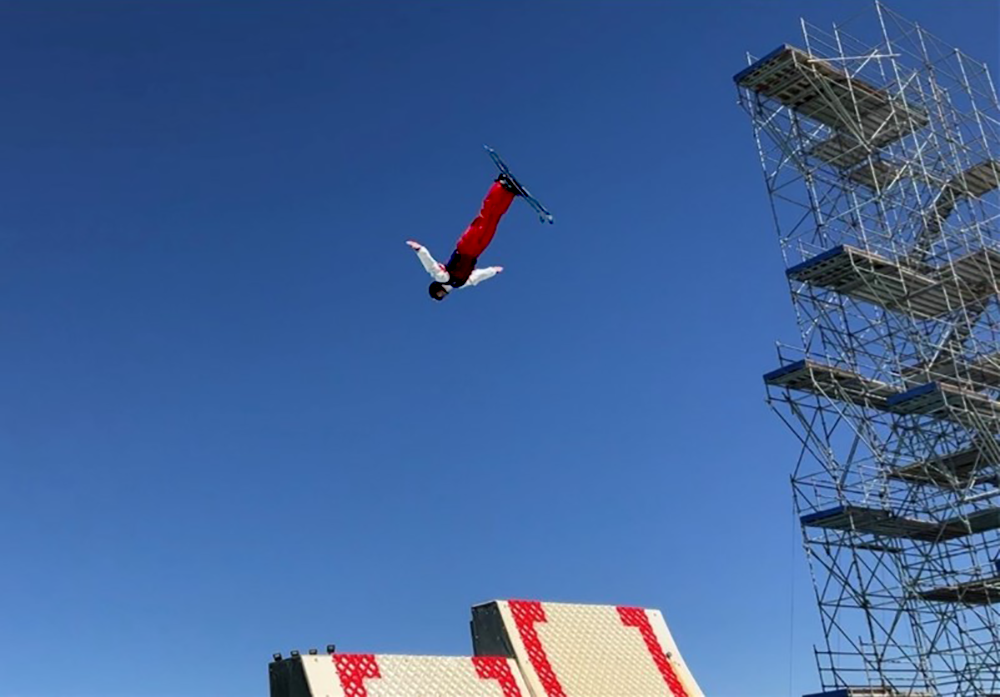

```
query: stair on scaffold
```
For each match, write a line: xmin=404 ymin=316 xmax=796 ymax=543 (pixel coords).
xmin=901 ymin=350 xmax=1000 ymax=390
xmin=912 ymin=160 xmax=1000 ymax=258
xmin=886 ymin=381 xmax=1000 ymax=431
xmin=919 ymin=576 xmax=1000 ymax=605
xmin=763 ymin=359 xmax=900 ymax=409
xmin=889 ymin=443 xmax=1000 ymax=488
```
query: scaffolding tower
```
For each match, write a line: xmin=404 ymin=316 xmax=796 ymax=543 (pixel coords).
xmin=735 ymin=3 xmax=1000 ymax=696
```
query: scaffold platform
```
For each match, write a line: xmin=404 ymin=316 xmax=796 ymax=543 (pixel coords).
xmin=734 ymin=44 xmax=928 ymax=146
xmin=803 ymin=504 xmax=1000 ymax=541
xmin=786 ymin=245 xmax=1000 ymax=320
xmin=801 ymin=505 xmax=975 ymax=542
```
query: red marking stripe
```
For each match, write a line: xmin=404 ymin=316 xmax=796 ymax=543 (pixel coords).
xmin=617 ymin=607 xmax=690 ymax=697
xmin=507 ymin=600 xmax=566 ymax=697
xmin=473 ymin=656 xmax=524 ymax=697
xmin=333 ymin=654 xmax=381 ymax=697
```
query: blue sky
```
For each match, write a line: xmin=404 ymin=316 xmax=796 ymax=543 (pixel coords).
xmin=0 ymin=1 xmax=997 ymax=696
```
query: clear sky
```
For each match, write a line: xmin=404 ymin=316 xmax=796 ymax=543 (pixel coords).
xmin=1 ymin=1 xmax=997 ymax=696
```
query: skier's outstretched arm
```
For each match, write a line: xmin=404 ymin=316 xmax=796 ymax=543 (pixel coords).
xmin=407 ymin=240 xmax=448 ymax=283
xmin=463 ymin=266 xmax=504 ymax=288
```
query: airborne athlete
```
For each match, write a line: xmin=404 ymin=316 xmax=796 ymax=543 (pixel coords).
xmin=407 ymin=146 xmax=553 ymax=302
xmin=406 ymin=173 xmax=518 ymax=301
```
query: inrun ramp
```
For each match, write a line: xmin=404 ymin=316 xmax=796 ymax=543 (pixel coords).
xmin=269 ymin=653 xmax=529 ymax=697
xmin=471 ymin=600 xmax=702 ymax=697
xmin=269 ymin=599 xmax=704 ymax=697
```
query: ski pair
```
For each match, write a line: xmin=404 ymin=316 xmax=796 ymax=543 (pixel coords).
xmin=484 ymin=144 xmax=554 ymax=225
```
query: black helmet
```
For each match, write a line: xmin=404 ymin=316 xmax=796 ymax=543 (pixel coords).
xmin=428 ymin=281 xmax=450 ymax=301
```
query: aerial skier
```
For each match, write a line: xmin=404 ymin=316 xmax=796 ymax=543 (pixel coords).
xmin=407 ymin=146 xmax=553 ymax=301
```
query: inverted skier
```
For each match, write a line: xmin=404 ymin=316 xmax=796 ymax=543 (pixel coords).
xmin=407 ymin=174 xmax=519 ymax=301
xmin=407 ymin=146 xmax=553 ymax=301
